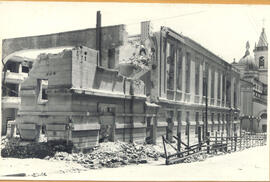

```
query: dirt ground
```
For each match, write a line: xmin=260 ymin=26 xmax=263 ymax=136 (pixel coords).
xmin=0 ymin=145 xmax=268 ymax=181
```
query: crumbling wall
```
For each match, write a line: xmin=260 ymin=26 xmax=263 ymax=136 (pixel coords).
xmin=2 ymin=24 xmax=127 ymax=67
xmin=18 ymin=45 xmax=148 ymax=149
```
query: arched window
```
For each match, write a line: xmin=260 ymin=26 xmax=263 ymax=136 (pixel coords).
xmin=259 ymin=56 xmax=265 ymax=68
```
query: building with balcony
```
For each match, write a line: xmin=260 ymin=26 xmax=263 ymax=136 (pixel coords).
xmin=232 ymin=27 xmax=268 ymax=133
xmin=2 ymin=55 xmax=33 ymax=135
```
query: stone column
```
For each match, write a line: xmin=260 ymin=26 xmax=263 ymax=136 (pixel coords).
xmin=214 ymin=69 xmax=218 ymax=106
xmin=220 ymin=72 xmax=223 ymax=106
xmin=18 ymin=63 xmax=22 ymax=73
xmin=160 ymin=34 xmax=167 ymax=98
xmin=18 ymin=63 xmax=22 ymax=99
xmin=182 ymin=49 xmax=186 ymax=102
xmin=224 ymin=73 xmax=227 ymax=107
xmin=208 ymin=66 xmax=211 ymax=105
xmin=199 ymin=61 xmax=203 ymax=101
xmin=237 ymin=79 xmax=240 ymax=109
xmin=174 ymin=46 xmax=177 ymax=100
xmin=190 ymin=59 xmax=195 ymax=103
xmin=231 ymin=77 xmax=235 ymax=108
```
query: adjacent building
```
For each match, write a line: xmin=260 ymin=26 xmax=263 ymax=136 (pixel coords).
xmin=232 ymin=27 xmax=268 ymax=133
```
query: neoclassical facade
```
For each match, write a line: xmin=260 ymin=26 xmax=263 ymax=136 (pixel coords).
xmin=145 ymin=26 xmax=241 ymax=145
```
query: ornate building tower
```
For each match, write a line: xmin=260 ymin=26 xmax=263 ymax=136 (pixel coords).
xmin=254 ymin=27 xmax=268 ymax=84
xmin=232 ymin=26 xmax=268 ymax=133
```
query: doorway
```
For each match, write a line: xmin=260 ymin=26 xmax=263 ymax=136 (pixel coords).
xmin=99 ymin=105 xmax=116 ymax=143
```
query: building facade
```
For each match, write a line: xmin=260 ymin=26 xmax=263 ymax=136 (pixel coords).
xmin=2 ymin=22 xmax=241 ymax=149
xmin=145 ymin=26 xmax=241 ymax=145
xmin=232 ymin=27 xmax=268 ymax=133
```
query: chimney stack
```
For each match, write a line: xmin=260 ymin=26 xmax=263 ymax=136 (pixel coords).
xmin=96 ymin=11 xmax=102 ymax=66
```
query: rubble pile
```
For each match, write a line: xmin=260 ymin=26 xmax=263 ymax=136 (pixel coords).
xmin=120 ymin=39 xmax=151 ymax=71
xmin=1 ymin=136 xmax=72 ymax=159
xmin=49 ymin=141 xmax=161 ymax=169
xmin=182 ymin=153 xmax=208 ymax=163
xmin=121 ymin=54 xmax=151 ymax=71
xmin=2 ymin=136 xmax=209 ymax=168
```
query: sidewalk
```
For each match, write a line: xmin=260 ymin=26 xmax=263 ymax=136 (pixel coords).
xmin=0 ymin=145 xmax=268 ymax=181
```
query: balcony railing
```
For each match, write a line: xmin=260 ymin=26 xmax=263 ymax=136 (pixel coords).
xmin=2 ymin=96 xmax=21 ymax=109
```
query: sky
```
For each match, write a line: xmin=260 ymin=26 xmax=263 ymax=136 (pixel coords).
xmin=0 ymin=1 xmax=269 ymax=63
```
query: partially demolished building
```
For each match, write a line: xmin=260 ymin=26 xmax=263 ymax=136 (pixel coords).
xmin=2 ymin=21 xmax=241 ymax=150
xmin=1 ymin=55 xmax=33 ymax=136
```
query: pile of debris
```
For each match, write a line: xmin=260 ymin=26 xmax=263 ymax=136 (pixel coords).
xmin=2 ymin=136 xmax=209 ymax=169
xmin=120 ymin=38 xmax=151 ymax=71
xmin=48 ymin=141 xmax=161 ymax=169
xmin=121 ymin=53 xmax=150 ymax=71
xmin=1 ymin=136 xmax=72 ymax=159
xmin=182 ymin=153 xmax=208 ymax=163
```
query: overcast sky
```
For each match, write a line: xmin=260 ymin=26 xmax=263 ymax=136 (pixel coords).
xmin=0 ymin=2 xmax=269 ymax=63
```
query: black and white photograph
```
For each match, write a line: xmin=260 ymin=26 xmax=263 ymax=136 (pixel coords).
xmin=0 ymin=1 xmax=269 ymax=181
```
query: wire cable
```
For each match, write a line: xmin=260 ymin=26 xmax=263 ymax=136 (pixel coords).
xmin=125 ymin=10 xmax=206 ymax=26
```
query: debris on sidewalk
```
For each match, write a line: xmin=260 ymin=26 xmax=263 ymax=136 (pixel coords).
xmin=182 ymin=153 xmax=208 ymax=163
xmin=1 ymin=136 xmax=72 ymax=159
xmin=1 ymin=136 xmax=214 ymax=170
xmin=49 ymin=141 xmax=161 ymax=169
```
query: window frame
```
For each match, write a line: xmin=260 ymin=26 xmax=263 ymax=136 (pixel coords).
xmin=37 ymin=79 xmax=48 ymax=105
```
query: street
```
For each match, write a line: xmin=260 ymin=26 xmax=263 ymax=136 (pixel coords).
xmin=0 ymin=145 xmax=268 ymax=181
